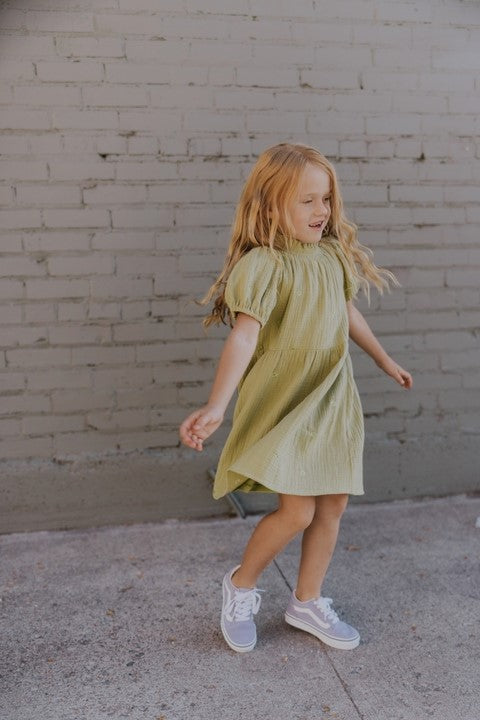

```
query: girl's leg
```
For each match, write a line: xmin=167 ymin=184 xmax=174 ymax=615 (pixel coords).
xmin=231 ymin=493 xmax=316 ymax=589
xmin=295 ymin=493 xmax=349 ymax=601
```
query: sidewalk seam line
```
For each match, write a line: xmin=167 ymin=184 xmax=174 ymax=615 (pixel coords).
xmin=273 ymin=558 xmax=365 ymax=720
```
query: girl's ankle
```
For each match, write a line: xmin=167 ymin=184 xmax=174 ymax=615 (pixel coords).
xmin=295 ymin=589 xmax=319 ymax=602
xmin=231 ymin=568 xmax=255 ymax=590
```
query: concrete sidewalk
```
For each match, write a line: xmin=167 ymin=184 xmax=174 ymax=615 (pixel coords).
xmin=1 ymin=494 xmax=479 ymax=720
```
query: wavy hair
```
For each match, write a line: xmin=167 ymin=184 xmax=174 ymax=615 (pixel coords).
xmin=195 ymin=142 xmax=399 ymax=329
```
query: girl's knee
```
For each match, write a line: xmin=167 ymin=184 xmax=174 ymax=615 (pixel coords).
xmin=278 ymin=495 xmax=316 ymax=530
xmin=316 ymin=493 xmax=349 ymax=519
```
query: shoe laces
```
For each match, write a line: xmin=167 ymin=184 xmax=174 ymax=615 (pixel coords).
xmin=313 ymin=596 xmax=339 ymax=624
xmin=226 ymin=587 xmax=264 ymax=622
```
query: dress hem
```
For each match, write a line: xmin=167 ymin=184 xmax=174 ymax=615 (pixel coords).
xmin=213 ymin=467 xmax=365 ymax=499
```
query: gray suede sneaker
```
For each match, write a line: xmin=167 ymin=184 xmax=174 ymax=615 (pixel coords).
xmin=285 ymin=590 xmax=360 ymax=649
xmin=221 ymin=564 xmax=264 ymax=653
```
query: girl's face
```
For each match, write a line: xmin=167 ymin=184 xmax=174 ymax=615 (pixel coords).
xmin=286 ymin=164 xmax=332 ymax=244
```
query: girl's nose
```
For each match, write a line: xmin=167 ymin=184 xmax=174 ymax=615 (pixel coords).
xmin=315 ymin=201 xmax=329 ymax=215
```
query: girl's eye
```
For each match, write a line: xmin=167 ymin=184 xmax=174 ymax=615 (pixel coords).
xmin=303 ymin=197 xmax=331 ymax=204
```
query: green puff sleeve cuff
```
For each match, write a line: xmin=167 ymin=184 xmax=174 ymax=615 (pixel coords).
xmin=225 ymin=248 xmax=279 ymax=328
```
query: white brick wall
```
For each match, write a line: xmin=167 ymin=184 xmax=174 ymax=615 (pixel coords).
xmin=0 ymin=1 xmax=479 ymax=521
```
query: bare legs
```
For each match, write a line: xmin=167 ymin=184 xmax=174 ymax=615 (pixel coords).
xmin=231 ymin=492 xmax=349 ymax=599
xmin=295 ymin=493 xmax=349 ymax=600
xmin=231 ymin=494 xmax=316 ymax=589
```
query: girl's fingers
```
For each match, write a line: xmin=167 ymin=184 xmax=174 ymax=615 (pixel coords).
xmin=397 ymin=368 xmax=412 ymax=388
xmin=179 ymin=412 xmax=204 ymax=445
xmin=193 ymin=413 xmax=215 ymax=430
xmin=179 ymin=406 xmax=223 ymax=449
xmin=179 ymin=411 xmax=201 ymax=433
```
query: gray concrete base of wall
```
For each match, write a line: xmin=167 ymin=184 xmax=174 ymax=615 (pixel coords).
xmin=1 ymin=434 xmax=479 ymax=534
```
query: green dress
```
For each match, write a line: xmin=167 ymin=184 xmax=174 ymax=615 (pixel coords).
xmin=212 ymin=234 xmax=365 ymax=499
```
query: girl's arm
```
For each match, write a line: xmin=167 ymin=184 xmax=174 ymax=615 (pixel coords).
xmin=347 ymin=301 xmax=413 ymax=389
xmin=179 ymin=313 xmax=261 ymax=452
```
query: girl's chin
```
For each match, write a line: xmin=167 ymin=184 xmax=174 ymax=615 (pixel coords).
xmin=305 ymin=226 xmax=325 ymax=238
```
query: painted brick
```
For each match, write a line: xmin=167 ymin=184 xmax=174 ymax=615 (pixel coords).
xmin=0 ymin=370 xmax=27 ymax=392
xmin=115 ymin=255 xmax=175 ymax=276
xmin=115 ymin=162 xmax=178 ymax=181
xmin=83 ymin=185 xmax=147 ymax=205
xmin=13 ymin=83 xmax=80 ymax=107
xmin=111 ymin=207 xmax=173 ymax=229
xmin=0 ymin=437 xmax=53 ymax=460
xmin=26 ymin=279 xmax=90 ymax=300
xmin=56 ymin=36 xmax=124 ymax=58
xmin=49 ymin=162 xmax=115 ymax=181
xmin=90 ymin=277 xmax=152 ymax=299
xmin=0 ymin=257 xmax=46 ymax=277
xmin=105 ymin=62 xmax=170 ymax=84
xmin=0 ymin=61 xmax=34 ymax=81
xmin=91 ymin=232 xmax=154 ymax=250
xmin=43 ymin=209 xmax=110 ymax=228
xmin=58 ymin=302 xmax=88 ymax=321
xmin=23 ymin=233 xmax=90 ymax=253
xmin=0 ymin=278 xmax=23 ymax=300
xmin=71 ymin=346 xmax=135 ymax=366
xmin=0 ymin=35 xmax=55 ymax=57
xmin=0 ymin=2 xmax=478 ymax=478
xmin=47 ymin=255 xmax=114 ymax=276
xmin=82 ymin=85 xmax=148 ymax=108
xmin=36 ymin=61 xmax=104 ymax=82
xmin=128 ymin=136 xmax=158 ymax=154
xmin=52 ymin=431 xmax=120 ymax=455
xmin=95 ymin=13 xmax=164 ymax=35
xmin=6 ymin=347 xmax=71 ymax=368
xmin=1 ymin=210 xmax=42 ymax=229
xmin=23 ymin=414 xmax=85 ymax=435
xmin=0 ymin=161 xmax=48 ymax=181
xmin=26 ymin=11 xmax=95 ymax=32
xmin=0 ymin=10 xmax=26 ymax=30
xmin=1 ymin=394 xmax=50 ymax=415
xmin=16 ymin=184 xmax=82 ymax=206
xmin=0 ymin=136 xmax=29 ymax=154
xmin=52 ymin=110 xmax=118 ymax=130
xmin=0 ymin=110 xmax=50 ymax=130
xmin=27 ymin=368 xmax=91 ymax=391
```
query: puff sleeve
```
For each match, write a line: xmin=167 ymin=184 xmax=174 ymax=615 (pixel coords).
xmin=225 ymin=248 xmax=279 ymax=328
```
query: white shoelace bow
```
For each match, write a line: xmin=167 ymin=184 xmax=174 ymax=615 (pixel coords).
xmin=313 ymin=596 xmax=339 ymax=624
xmin=227 ymin=588 xmax=265 ymax=622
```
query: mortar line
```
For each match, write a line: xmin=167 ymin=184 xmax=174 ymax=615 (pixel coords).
xmin=273 ymin=557 xmax=365 ymax=720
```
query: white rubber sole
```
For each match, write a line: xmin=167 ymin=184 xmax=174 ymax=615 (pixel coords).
xmin=220 ymin=574 xmax=256 ymax=653
xmin=285 ymin=612 xmax=360 ymax=650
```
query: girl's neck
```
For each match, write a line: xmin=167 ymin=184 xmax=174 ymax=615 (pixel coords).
xmin=274 ymin=232 xmax=329 ymax=253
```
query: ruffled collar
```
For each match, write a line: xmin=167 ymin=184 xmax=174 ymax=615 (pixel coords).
xmin=274 ymin=232 xmax=334 ymax=253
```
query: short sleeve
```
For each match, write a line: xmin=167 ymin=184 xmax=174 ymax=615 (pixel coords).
xmin=225 ymin=248 xmax=279 ymax=328
xmin=331 ymin=241 xmax=359 ymax=302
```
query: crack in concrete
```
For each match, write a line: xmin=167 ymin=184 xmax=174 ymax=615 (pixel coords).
xmin=273 ymin=557 xmax=365 ymax=720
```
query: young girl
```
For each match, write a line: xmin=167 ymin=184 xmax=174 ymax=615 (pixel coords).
xmin=179 ymin=142 xmax=413 ymax=653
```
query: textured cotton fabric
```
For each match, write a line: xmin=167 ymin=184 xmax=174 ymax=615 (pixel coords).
xmin=212 ymin=234 xmax=365 ymax=499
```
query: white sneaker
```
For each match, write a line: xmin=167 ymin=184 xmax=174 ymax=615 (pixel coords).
xmin=220 ymin=564 xmax=264 ymax=653
xmin=285 ymin=590 xmax=360 ymax=650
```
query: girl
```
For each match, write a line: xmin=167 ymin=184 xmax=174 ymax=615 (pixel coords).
xmin=179 ymin=142 xmax=412 ymax=653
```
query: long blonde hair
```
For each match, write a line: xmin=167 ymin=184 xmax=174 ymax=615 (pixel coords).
xmin=195 ymin=142 xmax=399 ymax=329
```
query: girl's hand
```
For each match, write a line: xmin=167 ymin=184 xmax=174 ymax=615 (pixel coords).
xmin=179 ymin=404 xmax=225 ymax=451
xmin=376 ymin=356 xmax=413 ymax=389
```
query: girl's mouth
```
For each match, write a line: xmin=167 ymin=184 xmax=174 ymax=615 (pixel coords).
xmin=309 ymin=220 xmax=326 ymax=230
